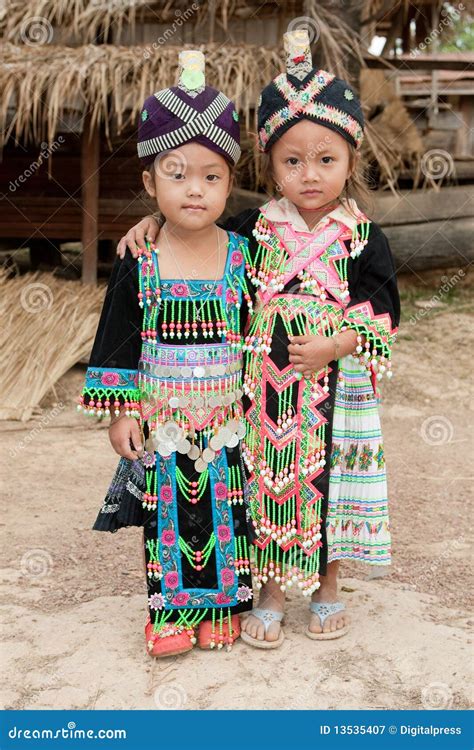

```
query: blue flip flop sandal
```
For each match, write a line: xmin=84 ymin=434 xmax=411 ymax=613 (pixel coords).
xmin=306 ymin=601 xmax=349 ymax=640
xmin=240 ymin=608 xmax=285 ymax=649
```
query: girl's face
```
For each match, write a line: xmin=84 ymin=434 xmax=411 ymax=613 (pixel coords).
xmin=142 ymin=142 xmax=233 ymax=231
xmin=270 ymin=120 xmax=353 ymax=213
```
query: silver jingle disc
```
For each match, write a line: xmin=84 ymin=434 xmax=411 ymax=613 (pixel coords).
xmin=163 ymin=420 xmax=182 ymax=441
xmin=176 ymin=438 xmax=191 ymax=454
xmin=181 ymin=366 xmax=192 ymax=378
xmin=193 ymin=366 xmax=206 ymax=378
xmin=207 ymin=395 xmax=218 ymax=408
xmin=222 ymin=394 xmax=233 ymax=406
xmin=218 ymin=426 xmax=231 ymax=443
xmin=155 ymin=425 xmax=168 ymax=442
xmin=225 ymin=433 xmax=239 ymax=449
xmin=202 ymin=447 xmax=216 ymax=463
xmin=168 ymin=396 xmax=180 ymax=409
xmin=157 ymin=443 xmax=173 ymax=457
xmin=215 ymin=364 xmax=226 ymax=376
xmin=209 ymin=434 xmax=224 ymax=451
xmin=235 ymin=388 xmax=243 ymax=400
xmin=237 ymin=421 xmax=247 ymax=439
xmin=194 ymin=458 xmax=207 ymax=473
xmin=188 ymin=444 xmax=200 ymax=460
xmin=161 ymin=366 xmax=170 ymax=377
xmin=179 ymin=395 xmax=190 ymax=408
xmin=227 ymin=419 xmax=239 ymax=434
xmin=193 ymin=395 xmax=204 ymax=407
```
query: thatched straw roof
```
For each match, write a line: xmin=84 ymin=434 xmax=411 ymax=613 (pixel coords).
xmin=1 ymin=1 xmax=430 ymax=188
xmin=2 ymin=0 xmax=389 ymax=44
xmin=1 ymin=42 xmax=281 ymax=147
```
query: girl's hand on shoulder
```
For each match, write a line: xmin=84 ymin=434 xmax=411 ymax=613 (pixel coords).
xmin=288 ymin=334 xmax=334 ymax=377
xmin=108 ymin=416 xmax=143 ymax=460
xmin=116 ymin=216 xmax=161 ymax=259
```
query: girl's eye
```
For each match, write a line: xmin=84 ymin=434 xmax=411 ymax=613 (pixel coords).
xmin=321 ymin=156 xmax=334 ymax=164
xmin=172 ymin=173 xmax=185 ymax=180
xmin=286 ymin=157 xmax=299 ymax=166
xmin=206 ymin=174 xmax=220 ymax=182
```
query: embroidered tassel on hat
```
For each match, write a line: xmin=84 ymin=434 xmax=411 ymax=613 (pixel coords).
xmin=137 ymin=50 xmax=241 ymax=167
xmin=257 ymin=29 xmax=364 ymax=152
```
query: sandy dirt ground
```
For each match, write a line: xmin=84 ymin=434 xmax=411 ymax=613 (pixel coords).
xmin=1 ymin=269 xmax=472 ymax=711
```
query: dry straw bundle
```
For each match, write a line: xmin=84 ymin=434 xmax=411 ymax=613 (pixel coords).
xmin=0 ymin=42 xmax=281 ymax=148
xmin=0 ymin=269 xmax=105 ymax=421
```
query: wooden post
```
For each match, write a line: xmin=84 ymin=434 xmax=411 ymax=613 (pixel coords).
xmin=81 ymin=114 xmax=100 ymax=285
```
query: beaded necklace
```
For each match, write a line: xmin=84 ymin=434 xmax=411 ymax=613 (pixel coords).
xmin=179 ymin=533 xmax=216 ymax=571
xmin=160 ymin=223 xmax=223 ymax=322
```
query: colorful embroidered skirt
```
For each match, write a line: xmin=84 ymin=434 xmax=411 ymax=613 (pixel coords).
xmin=93 ymin=440 xmax=254 ymax=638
xmin=327 ymin=355 xmax=391 ymax=565
xmin=144 ymin=441 xmax=254 ymax=636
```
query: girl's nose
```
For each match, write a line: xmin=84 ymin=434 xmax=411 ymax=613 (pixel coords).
xmin=301 ymin=166 xmax=320 ymax=183
xmin=186 ymin=180 xmax=204 ymax=196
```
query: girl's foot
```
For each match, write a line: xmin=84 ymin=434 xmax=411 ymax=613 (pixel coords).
xmin=308 ymin=561 xmax=350 ymax=636
xmin=197 ymin=614 xmax=241 ymax=650
xmin=241 ymin=579 xmax=285 ymax=644
xmin=145 ymin=618 xmax=195 ymax=658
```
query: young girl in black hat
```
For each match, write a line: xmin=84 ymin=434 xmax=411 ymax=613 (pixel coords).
xmin=117 ymin=30 xmax=400 ymax=649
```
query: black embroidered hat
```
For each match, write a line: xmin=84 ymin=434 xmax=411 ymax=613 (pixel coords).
xmin=257 ymin=29 xmax=364 ymax=152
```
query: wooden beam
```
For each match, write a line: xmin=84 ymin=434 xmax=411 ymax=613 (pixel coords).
xmin=81 ymin=114 xmax=100 ymax=285
xmin=385 ymin=217 xmax=474 ymax=271
xmin=372 ymin=187 xmax=474 ymax=226
xmin=363 ymin=55 xmax=474 ymax=72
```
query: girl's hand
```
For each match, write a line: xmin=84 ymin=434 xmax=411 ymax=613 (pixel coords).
xmin=116 ymin=216 xmax=160 ymax=259
xmin=288 ymin=334 xmax=335 ymax=377
xmin=108 ymin=416 xmax=143 ymax=460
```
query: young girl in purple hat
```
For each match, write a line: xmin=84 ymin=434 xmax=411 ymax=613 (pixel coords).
xmin=79 ymin=51 xmax=256 ymax=658
xmin=117 ymin=31 xmax=400 ymax=649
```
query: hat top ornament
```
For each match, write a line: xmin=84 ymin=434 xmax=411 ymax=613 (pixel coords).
xmin=284 ymin=29 xmax=313 ymax=81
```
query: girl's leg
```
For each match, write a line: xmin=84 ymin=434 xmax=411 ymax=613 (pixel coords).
xmin=241 ymin=577 xmax=286 ymax=642
xmin=309 ymin=560 xmax=350 ymax=634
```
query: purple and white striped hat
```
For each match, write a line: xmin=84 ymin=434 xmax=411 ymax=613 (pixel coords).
xmin=137 ymin=50 xmax=241 ymax=167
